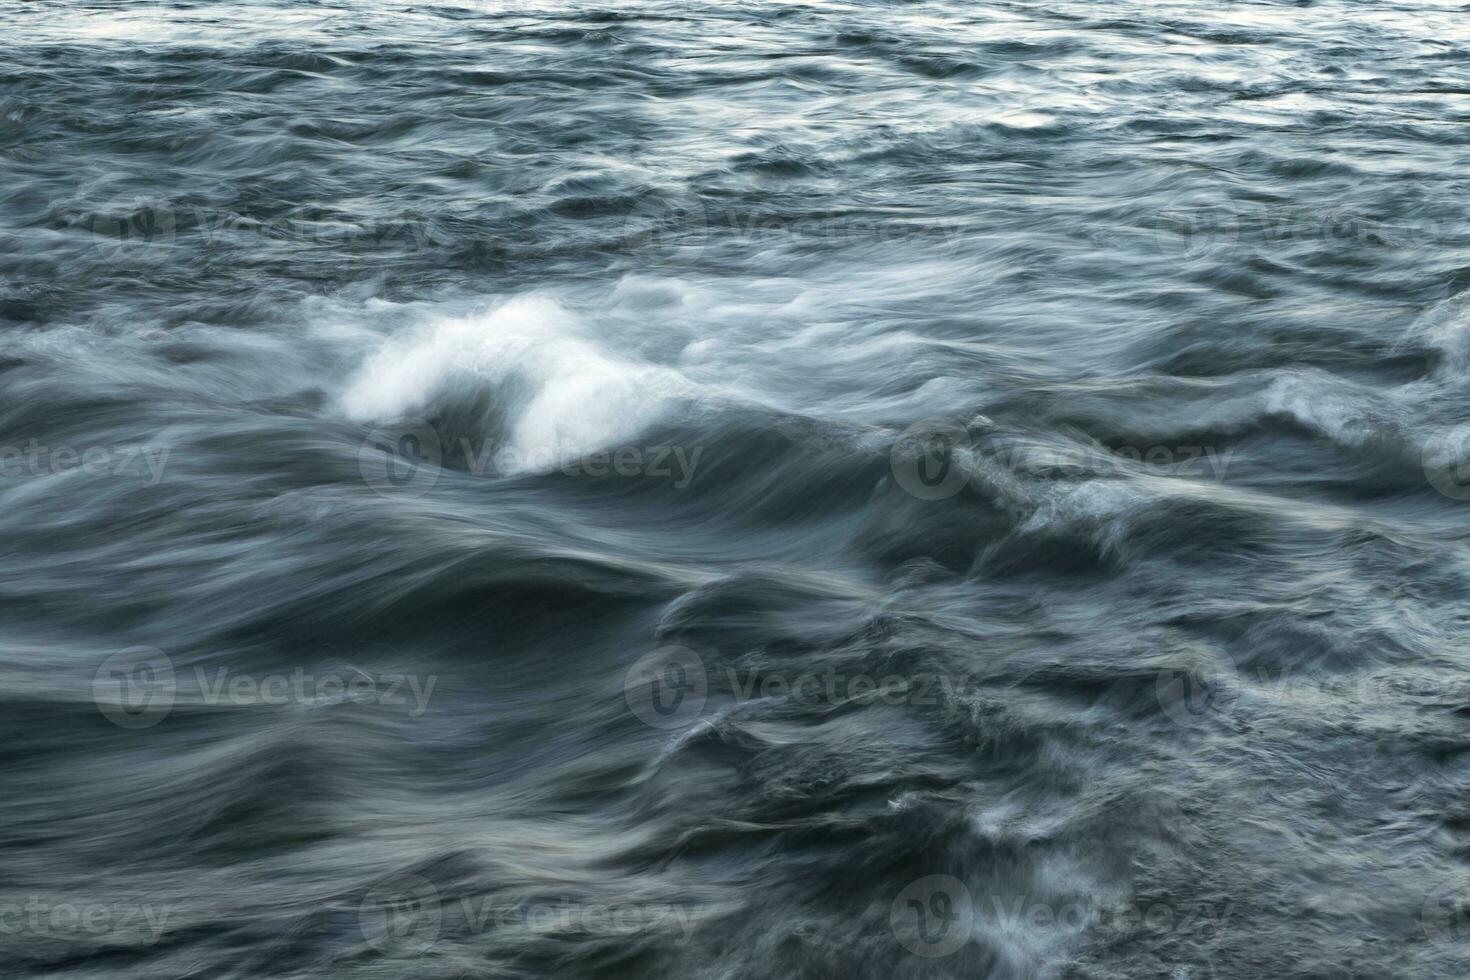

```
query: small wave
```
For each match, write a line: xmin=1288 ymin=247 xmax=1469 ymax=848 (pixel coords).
xmin=1398 ymin=287 xmax=1470 ymax=371
xmin=340 ymin=294 xmax=696 ymax=473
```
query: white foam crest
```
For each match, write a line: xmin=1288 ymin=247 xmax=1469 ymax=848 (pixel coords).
xmin=1018 ymin=480 xmax=1152 ymax=553
xmin=1398 ymin=288 xmax=1470 ymax=370
xmin=340 ymin=294 xmax=693 ymax=472
xmin=1262 ymin=369 xmax=1389 ymax=448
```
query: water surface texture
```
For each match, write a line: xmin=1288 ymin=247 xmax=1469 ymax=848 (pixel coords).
xmin=5 ymin=1 xmax=1470 ymax=977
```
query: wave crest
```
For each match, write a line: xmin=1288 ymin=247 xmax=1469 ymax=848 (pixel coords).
xmin=340 ymin=294 xmax=694 ymax=473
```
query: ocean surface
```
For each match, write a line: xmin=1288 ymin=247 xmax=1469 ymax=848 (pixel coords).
xmin=5 ymin=0 xmax=1470 ymax=976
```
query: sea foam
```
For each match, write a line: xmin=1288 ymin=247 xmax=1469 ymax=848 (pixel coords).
xmin=340 ymin=294 xmax=693 ymax=473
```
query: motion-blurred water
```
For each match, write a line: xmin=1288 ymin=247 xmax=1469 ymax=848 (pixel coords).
xmin=5 ymin=1 xmax=1470 ymax=976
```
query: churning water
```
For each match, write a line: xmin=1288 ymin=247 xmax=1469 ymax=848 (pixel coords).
xmin=5 ymin=0 xmax=1470 ymax=977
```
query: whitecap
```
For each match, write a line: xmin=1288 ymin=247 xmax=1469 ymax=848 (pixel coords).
xmin=340 ymin=293 xmax=694 ymax=473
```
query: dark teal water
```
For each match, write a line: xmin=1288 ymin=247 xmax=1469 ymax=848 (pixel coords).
xmin=5 ymin=1 xmax=1470 ymax=977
